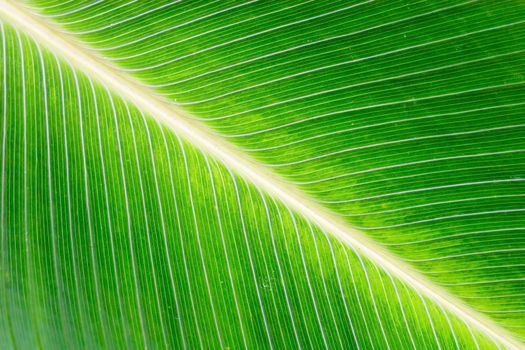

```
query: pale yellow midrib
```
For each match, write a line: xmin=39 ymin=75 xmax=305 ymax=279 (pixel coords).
xmin=0 ymin=0 xmax=522 ymax=348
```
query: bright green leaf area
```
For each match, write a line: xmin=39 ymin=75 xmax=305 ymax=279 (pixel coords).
xmin=1 ymin=0 xmax=524 ymax=349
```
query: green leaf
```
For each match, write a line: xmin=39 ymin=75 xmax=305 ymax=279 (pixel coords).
xmin=1 ymin=0 xmax=524 ymax=348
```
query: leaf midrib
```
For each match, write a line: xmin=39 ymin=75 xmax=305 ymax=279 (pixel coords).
xmin=0 ymin=1 xmax=522 ymax=348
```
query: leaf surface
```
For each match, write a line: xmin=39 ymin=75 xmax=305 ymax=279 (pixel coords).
xmin=1 ymin=0 xmax=524 ymax=348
